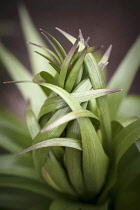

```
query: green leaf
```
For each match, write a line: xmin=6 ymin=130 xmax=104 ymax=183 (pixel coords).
xmin=113 ymin=117 xmax=138 ymax=128
xmin=33 ymin=71 xmax=55 ymax=96
xmin=0 ymin=42 xmax=46 ymax=117
xmin=116 ymin=95 xmax=140 ymax=120
xmin=38 ymin=78 xmax=92 ymax=119
xmin=65 ymin=46 xmax=87 ymax=92
xmin=38 ymin=96 xmax=67 ymax=119
xmin=0 ymin=176 xmax=61 ymax=199
xmin=72 ymin=47 xmax=94 ymax=64
xmin=44 ymin=151 xmax=77 ymax=196
xmin=56 ymin=27 xmax=76 ymax=46
xmin=35 ymin=82 xmax=109 ymax=195
xmin=25 ymin=104 xmax=40 ymax=139
xmin=40 ymin=29 xmax=66 ymax=63
xmin=113 ymin=119 xmax=140 ymax=164
xmin=18 ymin=5 xmax=54 ymax=75
xmin=65 ymin=120 xmax=85 ymax=195
xmin=114 ymin=144 xmax=140 ymax=194
xmin=35 ymin=51 xmax=60 ymax=73
xmin=50 ymin=199 xmax=108 ymax=210
xmin=0 ymin=118 xmax=32 ymax=153
xmin=108 ymin=36 xmax=140 ymax=119
xmin=16 ymin=138 xmax=82 ymax=155
xmin=42 ymin=166 xmax=63 ymax=192
xmin=42 ymin=109 xmax=99 ymax=132
xmin=56 ymin=28 xmax=112 ymax=155
xmin=84 ymin=53 xmax=112 ymax=155
xmin=39 ymin=88 xmax=121 ymax=119
xmin=0 ymin=188 xmax=49 ymax=210
xmin=28 ymin=42 xmax=61 ymax=67
xmin=59 ymin=37 xmax=80 ymax=88
xmin=33 ymin=107 xmax=70 ymax=172
xmin=41 ymin=29 xmax=66 ymax=58
xmin=135 ymin=140 xmax=140 ymax=152
xmin=115 ymin=191 xmax=140 ymax=210
xmin=73 ymin=77 xmax=92 ymax=92
xmin=0 ymin=154 xmax=39 ymax=181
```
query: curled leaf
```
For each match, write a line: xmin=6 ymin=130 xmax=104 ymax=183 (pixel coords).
xmin=16 ymin=138 xmax=82 ymax=156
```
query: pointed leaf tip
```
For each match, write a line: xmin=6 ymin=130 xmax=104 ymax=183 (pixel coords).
xmin=99 ymin=44 xmax=112 ymax=70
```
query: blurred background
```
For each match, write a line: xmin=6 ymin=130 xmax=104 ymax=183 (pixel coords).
xmin=0 ymin=0 xmax=140 ymax=118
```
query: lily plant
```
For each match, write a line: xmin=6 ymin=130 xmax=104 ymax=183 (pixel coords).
xmin=0 ymin=5 xmax=140 ymax=210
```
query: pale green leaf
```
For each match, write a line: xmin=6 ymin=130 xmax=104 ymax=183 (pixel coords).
xmin=0 ymin=155 xmax=39 ymax=181
xmin=108 ymin=36 xmax=140 ymax=119
xmin=25 ymin=104 xmax=40 ymax=139
xmin=0 ymin=119 xmax=32 ymax=153
xmin=0 ymin=42 xmax=46 ymax=117
xmin=116 ymin=95 xmax=140 ymax=120
xmin=19 ymin=5 xmax=54 ymax=75
xmin=98 ymin=45 xmax=112 ymax=71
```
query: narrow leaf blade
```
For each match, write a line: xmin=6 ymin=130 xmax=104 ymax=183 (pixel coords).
xmin=108 ymin=36 xmax=140 ymax=119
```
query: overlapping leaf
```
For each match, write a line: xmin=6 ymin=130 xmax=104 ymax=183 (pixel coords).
xmin=34 ymin=82 xmax=109 ymax=195
xmin=56 ymin=28 xmax=112 ymax=155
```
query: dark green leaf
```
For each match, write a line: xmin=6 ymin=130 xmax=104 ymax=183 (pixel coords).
xmin=59 ymin=37 xmax=80 ymax=88
xmin=40 ymin=29 xmax=66 ymax=63
xmin=0 ymin=188 xmax=50 ymax=210
xmin=0 ymin=176 xmax=61 ymax=199
xmin=65 ymin=47 xmax=87 ymax=92
xmin=113 ymin=119 xmax=140 ymax=164
xmin=50 ymin=199 xmax=107 ymax=210
xmin=34 ymin=51 xmax=60 ymax=73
